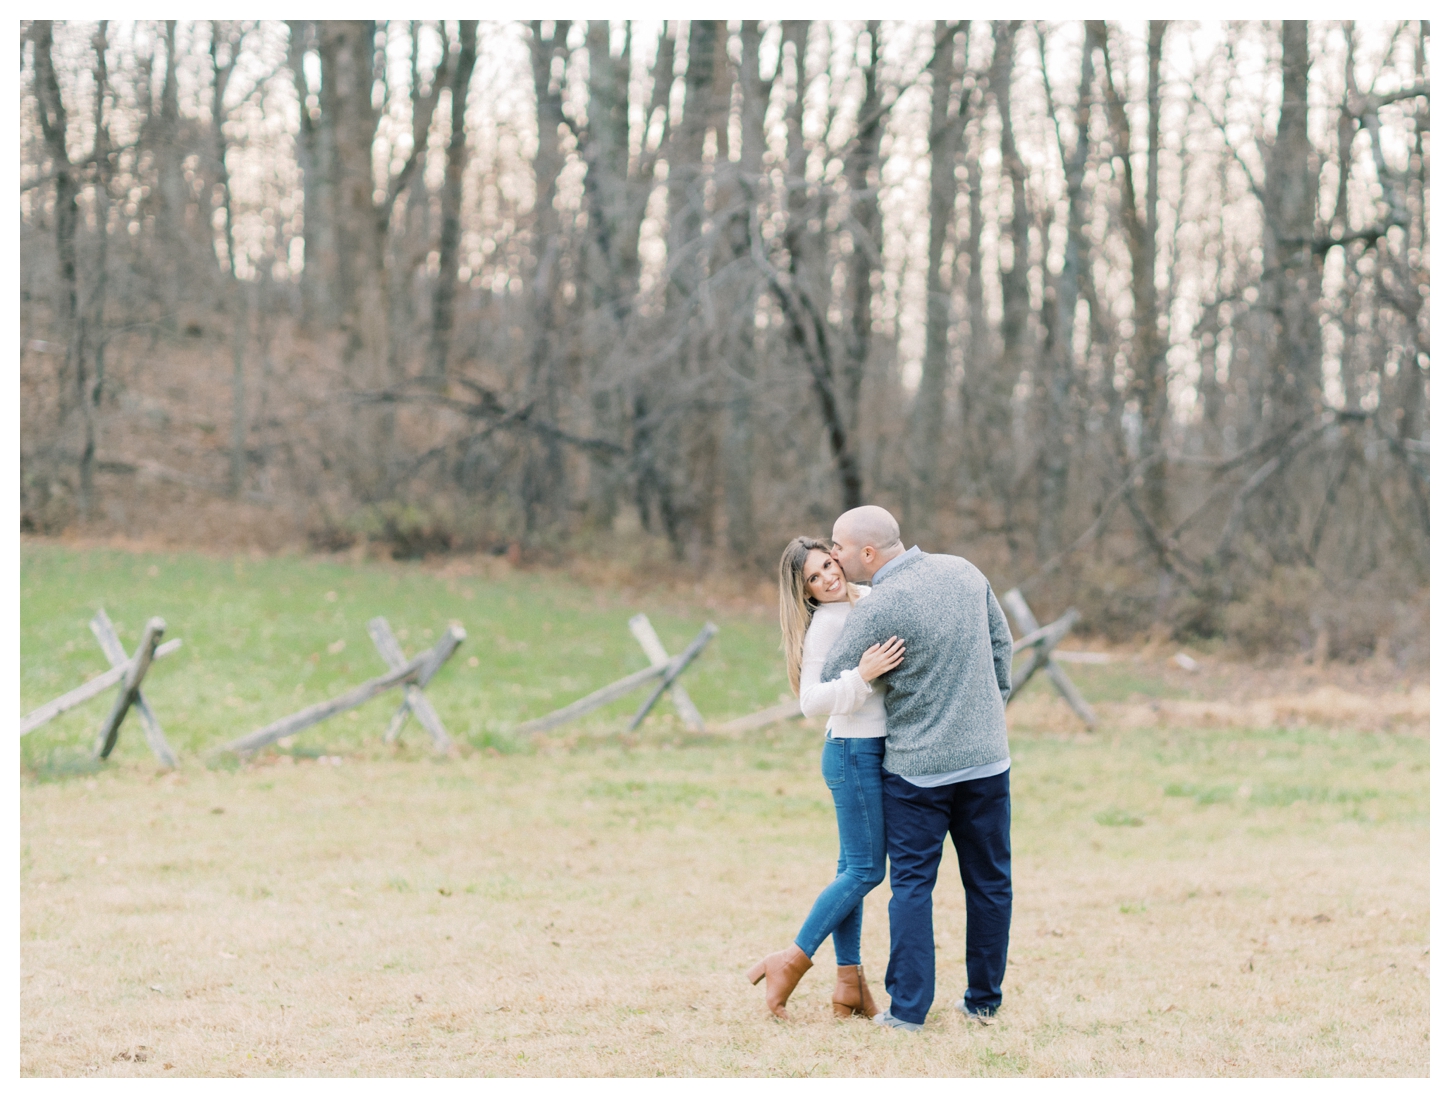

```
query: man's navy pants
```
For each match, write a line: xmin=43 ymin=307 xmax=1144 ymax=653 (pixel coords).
xmin=881 ymin=767 xmax=1012 ymax=1024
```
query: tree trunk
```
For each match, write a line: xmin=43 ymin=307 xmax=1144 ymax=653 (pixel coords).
xmin=665 ymin=21 xmax=719 ymax=304
xmin=1139 ymin=21 xmax=1168 ymax=526
xmin=81 ymin=22 xmax=114 ymax=515
xmin=989 ymin=20 xmax=1029 ymax=551
xmin=387 ymin=21 xmax=447 ymax=384
xmin=908 ymin=21 xmax=963 ymax=534
xmin=210 ymin=22 xmax=249 ymax=499
xmin=319 ymin=21 xmax=383 ymax=373
xmin=425 ymin=19 xmax=478 ymax=386
xmin=319 ymin=20 xmax=392 ymax=488
xmin=154 ymin=21 xmax=188 ymax=332
xmin=659 ymin=19 xmax=724 ymax=558
xmin=576 ymin=20 xmax=632 ymax=530
xmin=1230 ymin=19 xmax=1323 ymax=567
xmin=582 ymin=20 xmax=632 ymax=315
xmin=623 ymin=24 xmax=677 ymax=536
xmin=776 ymin=20 xmax=864 ymax=513
xmin=718 ymin=20 xmax=775 ymax=560
xmin=286 ymin=21 xmax=332 ymax=328
xmin=958 ymin=114 xmax=989 ymax=488
xmin=781 ymin=21 xmax=824 ymax=298
xmin=1035 ymin=24 xmax=1095 ymax=559
xmin=1263 ymin=20 xmax=1322 ymax=433
xmin=1094 ymin=20 xmax=1170 ymax=539
xmin=30 ymin=21 xmax=90 ymax=512
xmin=525 ymin=19 xmax=572 ymax=532
xmin=842 ymin=22 xmax=885 ymax=447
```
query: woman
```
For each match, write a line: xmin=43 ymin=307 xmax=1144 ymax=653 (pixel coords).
xmin=747 ymin=536 xmax=905 ymax=1020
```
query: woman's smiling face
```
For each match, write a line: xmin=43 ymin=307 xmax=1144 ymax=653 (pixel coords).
xmin=804 ymin=549 xmax=849 ymax=604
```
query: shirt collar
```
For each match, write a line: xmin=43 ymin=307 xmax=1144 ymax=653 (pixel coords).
xmin=869 ymin=545 xmax=922 ymax=586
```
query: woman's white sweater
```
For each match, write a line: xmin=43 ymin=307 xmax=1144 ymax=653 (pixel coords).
xmin=798 ymin=594 xmax=886 ymax=738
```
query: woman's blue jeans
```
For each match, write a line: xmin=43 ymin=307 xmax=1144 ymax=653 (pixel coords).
xmin=793 ymin=735 xmax=887 ymax=966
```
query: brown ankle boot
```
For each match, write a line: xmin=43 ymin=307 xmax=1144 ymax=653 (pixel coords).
xmin=831 ymin=965 xmax=879 ymax=1018
xmin=746 ymin=945 xmax=813 ymax=1019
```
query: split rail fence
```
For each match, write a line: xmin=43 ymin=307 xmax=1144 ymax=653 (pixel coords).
xmin=21 ymin=585 xmax=1101 ymax=762
xmin=20 ymin=609 xmax=183 ymax=765
xmin=224 ymin=619 xmax=466 ymax=756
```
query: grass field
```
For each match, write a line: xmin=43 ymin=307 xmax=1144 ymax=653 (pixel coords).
xmin=18 ymin=543 xmax=1430 ymax=1076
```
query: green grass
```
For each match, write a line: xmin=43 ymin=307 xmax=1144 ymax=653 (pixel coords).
xmin=19 ymin=544 xmax=788 ymax=769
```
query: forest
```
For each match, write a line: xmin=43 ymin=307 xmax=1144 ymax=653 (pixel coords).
xmin=18 ymin=20 xmax=1431 ymax=661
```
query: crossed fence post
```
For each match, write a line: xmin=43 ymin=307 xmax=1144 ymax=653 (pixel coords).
xmin=20 ymin=609 xmax=183 ymax=766
xmin=1002 ymin=588 xmax=1096 ymax=728
xmin=89 ymin=610 xmax=179 ymax=765
xmin=627 ymin=614 xmax=707 ymax=732
xmin=367 ymin=617 xmax=460 ymax=751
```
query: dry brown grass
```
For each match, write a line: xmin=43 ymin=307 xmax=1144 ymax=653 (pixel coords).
xmin=1008 ymin=686 xmax=1430 ymax=738
xmin=20 ymin=701 xmax=1428 ymax=1078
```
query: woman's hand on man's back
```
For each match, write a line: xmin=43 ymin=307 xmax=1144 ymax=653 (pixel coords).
xmin=858 ymin=636 xmax=905 ymax=682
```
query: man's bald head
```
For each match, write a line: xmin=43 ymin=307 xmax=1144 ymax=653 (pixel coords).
xmin=831 ymin=505 xmax=905 ymax=582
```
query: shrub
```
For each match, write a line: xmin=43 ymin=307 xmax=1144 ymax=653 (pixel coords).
xmin=1220 ymin=566 xmax=1324 ymax=655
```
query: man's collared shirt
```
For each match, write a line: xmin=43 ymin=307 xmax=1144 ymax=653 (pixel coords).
xmin=868 ymin=544 xmax=922 ymax=586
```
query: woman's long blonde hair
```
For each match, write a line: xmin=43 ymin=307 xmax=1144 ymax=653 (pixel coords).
xmin=778 ymin=536 xmax=858 ymax=695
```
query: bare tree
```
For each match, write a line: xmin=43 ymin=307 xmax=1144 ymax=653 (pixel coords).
xmin=1035 ymin=22 xmax=1095 ymax=559
xmin=841 ymin=21 xmax=886 ymax=480
xmin=767 ymin=21 xmax=867 ymax=513
xmin=209 ymin=21 xmax=249 ymax=496
xmin=425 ymin=20 xmax=478 ymax=387
xmin=30 ymin=22 xmax=94 ymax=512
xmin=715 ymin=21 xmax=779 ymax=558
xmin=523 ymin=19 xmax=574 ymax=530
xmin=285 ymin=21 xmax=333 ymax=327
xmin=908 ymin=21 xmax=968 ymax=535
xmin=987 ymin=20 xmax=1030 ymax=550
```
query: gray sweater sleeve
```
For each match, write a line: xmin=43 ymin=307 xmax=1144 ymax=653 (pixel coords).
xmin=986 ymin=583 xmax=1013 ymax=703
xmin=820 ymin=601 xmax=889 ymax=685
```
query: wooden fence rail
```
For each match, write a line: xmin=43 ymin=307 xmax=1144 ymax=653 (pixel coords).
xmin=224 ymin=624 xmax=465 ymax=756
xmin=515 ymin=619 xmax=718 ymax=735
xmin=20 ymin=637 xmax=183 ymax=735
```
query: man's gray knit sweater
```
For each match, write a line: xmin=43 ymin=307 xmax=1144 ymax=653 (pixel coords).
xmin=821 ymin=552 xmax=1013 ymax=778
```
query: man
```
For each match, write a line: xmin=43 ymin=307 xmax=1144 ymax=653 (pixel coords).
xmin=821 ymin=505 xmax=1014 ymax=1031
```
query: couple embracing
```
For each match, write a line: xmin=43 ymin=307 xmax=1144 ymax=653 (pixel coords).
xmin=748 ymin=505 xmax=1014 ymax=1030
